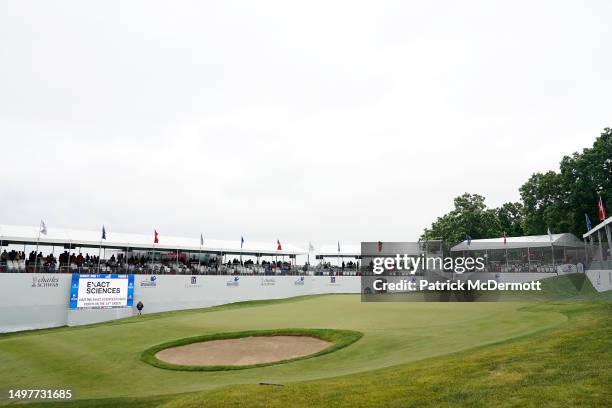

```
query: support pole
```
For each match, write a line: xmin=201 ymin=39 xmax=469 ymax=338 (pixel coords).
xmin=598 ymin=230 xmax=604 ymax=263
xmin=505 ymin=246 xmax=509 ymax=271
xmin=97 ymin=241 xmax=102 ymax=272
xmin=35 ymin=228 xmax=41 ymax=273
xmin=606 ymin=224 xmax=612 ymax=267
xmin=198 ymin=245 xmax=202 ymax=272
xmin=551 ymin=243 xmax=556 ymax=274
xmin=527 ymin=246 xmax=531 ymax=272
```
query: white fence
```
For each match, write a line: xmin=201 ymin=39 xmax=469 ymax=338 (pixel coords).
xmin=0 ymin=274 xmax=361 ymax=333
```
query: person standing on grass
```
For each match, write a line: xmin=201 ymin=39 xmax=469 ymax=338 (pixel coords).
xmin=136 ymin=300 xmax=144 ymax=316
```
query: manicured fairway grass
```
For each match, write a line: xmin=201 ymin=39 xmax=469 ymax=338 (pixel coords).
xmin=0 ymin=274 xmax=610 ymax=407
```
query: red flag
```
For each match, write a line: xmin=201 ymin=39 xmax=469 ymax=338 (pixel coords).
xmin=598 ymin=196 xmax=607 ymax=221
xmin=154 ymin=229 xmax=159 ymax=244
xmin=277 ymin=240 xmax=282 ymax=251
xmin=377 ymin=241 xmax=383 ymax=252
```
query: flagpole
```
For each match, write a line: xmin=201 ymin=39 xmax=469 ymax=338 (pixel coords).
xmin=35 ymin=222 xmax=41 ymax=273
xmin=527 ymin=246 xmax=531 ymax=273
xmin=505 ymin=247 xmax=509 ymax=271
xmin=551 ymin=242 xmax=556 ymax=274
xmin=198 ymin=239 xmax=202 ymax=272
xmin=97 ymin=239 xmax=102 ymax=272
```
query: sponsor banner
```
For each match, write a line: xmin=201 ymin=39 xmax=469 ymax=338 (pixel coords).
xmin=294 ymin=276 xmax=305 ymax=286
xmin=260 ymin=277 xmax=276 ymax=286
xmin=186 ymin=275 xmax=202 ymax=288
xmin=226 ymin=276 xmax=240 ymax=286
xmin=69 ymin=274 xmax=134 ymax=309
xmin=327 ymin=276 xmax=340 ymax=286
xmin=139 ymin=276 xmax=158 ymax=288
xmin=31 ymin=275 xmax=60 ymax=288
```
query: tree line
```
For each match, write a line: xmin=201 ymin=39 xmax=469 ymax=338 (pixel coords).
xmin=421 ymin=128 xmax=611 ymax=246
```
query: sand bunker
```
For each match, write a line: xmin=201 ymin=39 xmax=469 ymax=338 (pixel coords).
xmin=155 ymin=335 xmax=333 ymax=366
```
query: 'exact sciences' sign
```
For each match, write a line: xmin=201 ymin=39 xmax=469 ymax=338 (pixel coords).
xmin=69 ymin=274 xmax=134 ymax=309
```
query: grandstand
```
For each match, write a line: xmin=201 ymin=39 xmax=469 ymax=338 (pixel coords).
xmin=0 ymin=224 xmax=305 ymax=275
xmin=451 ymin=233 xmax=586 ymax=273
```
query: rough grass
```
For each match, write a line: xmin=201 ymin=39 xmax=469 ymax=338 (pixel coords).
xmin=141 ymin=328 xmax=363 ymax=371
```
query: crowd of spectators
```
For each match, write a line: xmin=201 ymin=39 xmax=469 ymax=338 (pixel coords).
xmin=0 ymin=248 xmax=365 ymax=276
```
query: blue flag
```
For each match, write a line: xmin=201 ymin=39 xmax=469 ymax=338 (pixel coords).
xmin=465 ymin=234 xmax=472 ymax=246
xmin=101 ymin=225 xmax=106 ymax=240
xmin=240 ymin=236 xmax=244 ymax=248
xmin=585 ymin=213 xmax=593 ymax=231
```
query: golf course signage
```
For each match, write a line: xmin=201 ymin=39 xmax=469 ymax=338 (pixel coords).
xmin=69 ymin=274 xmax=134 ymax=309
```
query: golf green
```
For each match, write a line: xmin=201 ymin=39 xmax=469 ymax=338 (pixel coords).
xmin=0 ymin=294 xmax=567 ymax=402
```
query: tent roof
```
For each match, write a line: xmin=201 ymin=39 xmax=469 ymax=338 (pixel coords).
xmin=0 ymin=225 xmax=306 ymax=256
xmin=451 ymin=233 xmax=584 ymax=252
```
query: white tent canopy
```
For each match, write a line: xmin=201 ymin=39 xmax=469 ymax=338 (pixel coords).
xmin=451 ymin=233 xmax=584 ymax=252
xmin=0 ymin=225 xmax=306 ymax=257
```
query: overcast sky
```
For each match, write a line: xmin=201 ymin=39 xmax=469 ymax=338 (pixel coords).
xmin=1 ymin=0 xmax=610 ymax=247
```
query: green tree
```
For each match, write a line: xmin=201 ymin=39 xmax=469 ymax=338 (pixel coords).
xmin=421 ymin=193 xmax=502 ymax=246
xmin=519 ymin=171 xmax=567 ymax=235
xmin=558 ymin=128 xmax=612 ymax=236
xmin=495 ymin=202 xmax=525 ymax=237
xmin=520 ymin=128 xmax=611 ymax=236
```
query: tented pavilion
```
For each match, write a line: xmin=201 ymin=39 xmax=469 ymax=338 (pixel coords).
xmin=583 ymin=217 xmax=612 ymax=270
xmin=0 ymin=224 xmax=306 ymax=273
xmin=451 ymin=233 xmax=586 ymax=273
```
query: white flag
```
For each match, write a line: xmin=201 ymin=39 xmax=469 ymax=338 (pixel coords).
xmin=308 ymin=242 xmax=314 ymax=252
xmin=40 ymin=220 xmax=47 ymax=235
